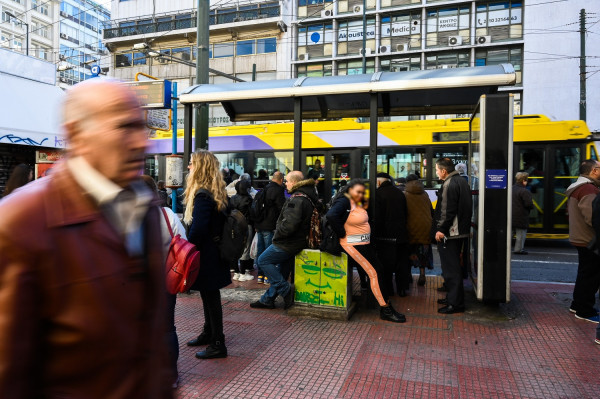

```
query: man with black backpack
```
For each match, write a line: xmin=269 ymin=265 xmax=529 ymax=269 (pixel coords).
xmin=250 ymin=171 xmax=318 ymax=310
xmin=251 ymin=171 xmax=286 ymax=284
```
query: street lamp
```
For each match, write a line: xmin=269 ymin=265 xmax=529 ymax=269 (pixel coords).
xmin=5 ymin=11 xmax=28 ymax=56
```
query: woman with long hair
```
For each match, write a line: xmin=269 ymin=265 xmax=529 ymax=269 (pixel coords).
xmin=326 ymin=179 xmax=406 ymax=323
xmin=184 ymin=150 xmax=231 ymax=359
xmin=3 ymin=163 xmax=32 ymax=197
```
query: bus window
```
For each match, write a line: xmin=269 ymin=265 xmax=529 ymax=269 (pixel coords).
xmin=215 ymin=153 xmax=248 ymax=178
xmin=254 ymin=151 xmax=293 ymax=188
xmin=432 ymin=147 xmax=468 ymax=188
xmin=553 ymin=146 xmax=581 ymax=229
xmin=305 ymin=153 xmax=326 ymax=202
xmin=518 ymin=148 xmax=545 ymax=229
xmin=364 ymin=149 xmax=427 ymax=185
xmin=331 ymin=153 xmax=351 ymax=200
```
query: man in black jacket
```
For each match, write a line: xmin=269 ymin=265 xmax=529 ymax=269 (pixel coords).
xmin=250 ymin=171 xmax=318 ymax=310
xmin=253 ymin=171 xmax=286 ymax=283
xmin=433 ymin=158 xmax=472 ymax=314
xmin=374 ymin=173 xmax=410 ymax=297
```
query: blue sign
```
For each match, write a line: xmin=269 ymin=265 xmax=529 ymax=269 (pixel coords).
xmin=485 ymin=169 xmax=508 ymax=189
xmin=90 ymin=65 xmax=101 ymax=76
xmin=310 ymin=32 xmax=321 ymax=44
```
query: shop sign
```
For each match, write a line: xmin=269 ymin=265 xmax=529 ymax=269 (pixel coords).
xmin=477 ymin=8 xmax=522 ymax=27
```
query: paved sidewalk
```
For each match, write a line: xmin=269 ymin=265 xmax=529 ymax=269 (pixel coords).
xmin=174 ymin=275 xmax=600 ymax=399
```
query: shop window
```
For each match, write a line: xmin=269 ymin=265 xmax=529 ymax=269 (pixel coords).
xmin=338 ymin=60 xmax=374 ymax=75
xmin=476 ymin=1 xmax=523 ymax=42
xmin=425 ymin=51 xmax=470 ymax=70
xmin=380 ymin=56 xmax=421 ymax=72
xmin=338 ymin=18 xmax=375 ymax=56
xmin=298 ymin=23 xmax=333 ymax=59
xmin=297 ymin=63 xmax=333 ymax=78
xmin=426 ymin=6 xmax=470 ymax=48
xmin=380 ymin=12 xmax=421 ymax=50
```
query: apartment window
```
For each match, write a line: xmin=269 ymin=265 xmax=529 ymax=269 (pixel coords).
xmin=133 ymin=52 xmax=146 ymax=66
xmin=298 ymin=23 xmax=333 ymax=59
xmin=257 ymin=37 xmax=276 ymax=53
xmin=236 ymin=40 xmax=255 ymax=56
xmin=172 ymin=47 xmax=191 ymax=61
xmin=213 ymin=42 xmax=234 ymax=58
xmin=297 ymin=0 xmax=333 ymax=19
xmin=476 ymin=1 xmax=523 ymax=42
xmin=297 ymin=62 xmax=332 ymax=78
xmin=1 ymin=31 xmax=10 ymax=47
xmin=338 ymin=60 xmax=375 ymax=75
xmin=37 ymin=2 xmax=49 ymax=16
xmin=380 ymin=56 xmax=421 ymax=72
xmin=2 ymin=10 xmax=14 ymax=24
xmin=426 ymin=6 xmax=470 ymax=47
xmin=38 ymin=46 xmax=50 ymax=61
xmin=476 ymin=46 xmax=522 ymax=83
xmin=338 ymin=18 xmax=375 ymax=56
xmin=426 ymin=51 xmax=470 ymax=69
xmin=380 ymin=12 xmax=421 ymax=50
xmin=380 ymin=0 xmax=420 ymax=9
xmin=11 ymin=0 xmax=22 ymax=4
xmin=13 ymin=38 xmax=22 ymax=50
xmin=115 ymin=53 xmax=132 ymax=67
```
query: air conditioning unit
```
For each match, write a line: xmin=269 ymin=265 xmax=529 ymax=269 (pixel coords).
xmin=359 ymin=48 xmax=372 ymax=56
xmin=60 ymin=33 xmax=67 ymax=39
xmin=59 ymin=11 xmax=67 ymax=17
xmin=395 ymin=43 xmax=409 ymax=52
xmin=448 ymin=36 xmax=463 ymax=46
xmin=353 ymin=5 xmax=363 ymax=14
xmin=477 ymin=35 xmax=491 ymax=45
xmin=298 ymin=53 xmax=309 ymax=61
xmin=378 ymin=45 xmax=391 ymax=54
xmin=321 ymin=9 xmax=333 ymax=18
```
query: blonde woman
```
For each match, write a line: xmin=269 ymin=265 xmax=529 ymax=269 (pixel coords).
xmin=184 ymin=150 xmax=231 ymax=359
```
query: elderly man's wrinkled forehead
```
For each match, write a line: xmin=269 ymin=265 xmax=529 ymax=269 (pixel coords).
xmin=62 ymin=80 xmax=142 ymax=128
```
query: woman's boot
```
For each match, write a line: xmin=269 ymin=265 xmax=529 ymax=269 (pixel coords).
xmin=186 ymin=326 xmax=211 ymax=347
xmin=195 ymin=335 xmax=228 ymax=359
xmin=417 ymin=268 xmax=426 ymax=286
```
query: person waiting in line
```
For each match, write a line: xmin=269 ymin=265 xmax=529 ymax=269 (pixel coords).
xmin=374 ymin=173 xmax=410 ymax=297
xmin=250 ymin=171 xmax=316 ymax=310
xmin=404 ymin=174 xmax=434 ymax=286
xmin=230 ymin=179 xmax=255 ymax=281
xmin=566 ymin=159 xmax=600 ymax=323
xmin=455 ymin=163 xmax=469 ymax=180
xmin=226 ymin=172 xmax=257 ymax=198
xmin=156 ymin=179 xmax=169 ymax=207
xmin=184 ymin=150 xmax=232 ymax=359
xmin=140 ymin=175 xmax=186 ymax=389
xmin=253 ymin=171 xmax=286 ymax=284
xmin=512 ymin=172 xmax=533 ymax=255
xmin=326 ymin=179 xmax=406 ymax=323
xmin=1 ymin=163 xmax=32 ymax=198
xmin=255 ymin=169 xmax=269 ymax=189
xmin=433 ymin=158 xmax=472 ymax=314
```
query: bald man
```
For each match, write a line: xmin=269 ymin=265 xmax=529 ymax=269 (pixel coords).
xmin=0 ymin=80 xmax=173 ymax=398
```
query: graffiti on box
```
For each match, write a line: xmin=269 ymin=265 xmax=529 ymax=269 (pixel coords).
xmin=294 ymin=250 xmax=347 ymax=308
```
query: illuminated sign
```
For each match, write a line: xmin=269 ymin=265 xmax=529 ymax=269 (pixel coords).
xmin=125 ymin=80 xmax=172 ymax=109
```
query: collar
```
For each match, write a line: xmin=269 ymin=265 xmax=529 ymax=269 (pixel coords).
xmin=67 ymin=156 xmax=123 ymax=206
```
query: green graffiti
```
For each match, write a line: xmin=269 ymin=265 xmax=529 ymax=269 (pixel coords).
xmin=322 ymin=267 xmax=346 ymax=279
xmin=301 ymin=263 xmax=320 ymax=275
xmin=334 ymin=292 xmax=345 ymax=307
xmin=306 ymin=278 xmax=332 ymax=290
xmin=295 ymin=290 xmax=319 ymax=304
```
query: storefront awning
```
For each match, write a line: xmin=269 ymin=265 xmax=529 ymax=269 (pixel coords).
xmin=0 ymin=73 xmax=65 ymax=149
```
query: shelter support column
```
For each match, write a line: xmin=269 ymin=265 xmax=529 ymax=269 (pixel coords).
xmin=369 ymin=93 xmax=378 ymax=209
xmin=184 ymin=104 xmax=193 ymax=167
xmin=293 ymin=97 xmax=303 ymax=172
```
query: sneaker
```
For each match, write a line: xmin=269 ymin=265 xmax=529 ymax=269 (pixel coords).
xmin=250 ymin=300 xmax=275 ymax=309
xmin=574 ymin=314 xmax=600 ymax=323
xmin=570 ymin=307 xmax=599 ymax=314
xmin=263 ymin=277 xmax=270 ymax=285
xmin=240 ymin=272 xmax=254 ymax=281
xmin=230 ymin=269 xmax=235 ymax=273
xmin=232 ymin=273 xmax=241 ymax=281
xmin=257 ymin=276 xmax=264 ymax=283
xmin=595 ymin=338 xmax=600 ymax=345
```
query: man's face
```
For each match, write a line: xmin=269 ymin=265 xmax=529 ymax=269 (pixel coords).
xmin=285 ymin=174 xmax=294 ymax=191
xmin=590 ymin=161 xmax=600 ymax=180
xmin=435 ymin=165 xmax=447 ymax=181
xmin=67 ymin=85 xmax=148 ymax=187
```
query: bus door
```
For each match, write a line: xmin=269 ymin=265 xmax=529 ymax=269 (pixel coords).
xmin=302 ymin=150 xmax=360 ymax=204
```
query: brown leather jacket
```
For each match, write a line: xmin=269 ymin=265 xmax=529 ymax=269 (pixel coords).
xmin=0 ymin=164 xmax=172 ymax=399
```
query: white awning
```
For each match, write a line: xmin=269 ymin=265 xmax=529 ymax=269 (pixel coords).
xmin=0 ymin=73 xmax=65 ymax=149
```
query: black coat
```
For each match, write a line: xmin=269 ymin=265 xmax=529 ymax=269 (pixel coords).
xmin=188 ymin=192 xmax=231 ymax=291
xmin=326 ymin=194 xmax=351 ymax=239
xmin=373 ymin=180 xmax=409 ymax=243
xmin=512 ymin=184 xmax=533 ymax=229
xmin=434 ymin=171 xmax=472 ymax=239
xmin=272 ymin=179 xmax=318 ymax=255
xmin=254 ymin=181 xmax=286 ymax=232
xmin=230 ymin=192 xmax=253 ymax=222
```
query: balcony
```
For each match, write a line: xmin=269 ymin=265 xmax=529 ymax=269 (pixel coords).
xmin=103 ymin=3 xmax=280 ymax=40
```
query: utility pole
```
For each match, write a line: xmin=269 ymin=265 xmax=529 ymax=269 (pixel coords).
xmin=195 ymin=0 xmax=210 ymax=149
xmin=361 ymin=0 xmax=366 ymax=74
xmin=579 ymin=9 xmax=587 ymax=122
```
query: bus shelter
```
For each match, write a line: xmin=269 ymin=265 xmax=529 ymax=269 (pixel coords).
xmin=179 ymin=64 xmax=516 ymax=304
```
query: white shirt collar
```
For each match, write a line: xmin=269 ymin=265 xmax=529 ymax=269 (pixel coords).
xmin=67 ymin=156 xmax=123 ymax=206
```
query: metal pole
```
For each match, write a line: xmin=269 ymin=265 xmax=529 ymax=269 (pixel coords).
xmin=195 ymin=0 xmax=210 ymax=149
xmin=171 ymin=82 xmax=178 ymax=213
xmin=293 ymin=97 xmax=303 ymax=171
xmin=368 ymin=93 xmax=378 ymax=210
xmin=184 ymin=104 xmax=193 ymax=171
xmin=579 ymin=9 xmax=587 ymax=121
xmin=362 ymin=0 xmax=366 ymax=74
xmin=25 ymin=22 xmax=29 ymax=56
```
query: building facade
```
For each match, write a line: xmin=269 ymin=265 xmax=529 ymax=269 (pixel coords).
xmin=57 ymin=0 xmax=110 ymax=86
xmin=103 ymin=0 xmax=292 ymax=127
xmin=0 ymin=0 xmax=60 ymax=62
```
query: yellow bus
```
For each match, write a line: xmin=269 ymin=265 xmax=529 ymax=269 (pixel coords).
xmin=147 ymin=114 xmax=597 ymax=239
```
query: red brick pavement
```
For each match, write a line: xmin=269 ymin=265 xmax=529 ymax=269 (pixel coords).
xmin=174 ymin=275 xmax=600 ymax=398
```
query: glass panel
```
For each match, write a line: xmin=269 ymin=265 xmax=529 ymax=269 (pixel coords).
xmin=213 ymin=42 xmax=234 ymax=58
xmin=172 ymin=47 xmax=191 ymax=61
xmin=257 ymin=37 xmax=276 ymax=53
xmin=518 ymin=148 xmax=545 ymax=229
xmin=115 ymin=53 xmax=132 ymax=67
xmin=432 ymin=146 xmax=468 ymax=188
xmin=214 ymin=153 xmax=249 ymax=177
xmin=236 ymin=40 xmax=255 ymax=56
xmin=305 ymin=153 xmax=326 ymax=202
xmin=553 ymin=146 xmax=581 ymax=229
xmin=330 ymin=153 xmax=352 ymax=201
xmin=254 ymin=152 xmax=293 ymax=188
xmin=375 ymin=149 xmax=427 ymax=183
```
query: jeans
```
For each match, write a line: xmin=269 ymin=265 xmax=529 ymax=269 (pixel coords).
xmin=571 ymin=246 xmax=600 ymax=317
xmin=438 ymin=238 xmax=465 ymax=308
xmin=255 ymin=230 xmax=274 ymax=275
xmin=257 ymin=244 xmax=293 ymax=305
xmin=514 ymin=228 xmax=527 ymax=253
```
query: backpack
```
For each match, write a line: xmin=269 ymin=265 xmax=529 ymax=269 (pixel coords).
xmin=250 ymin=187 xmax=267 ymax=224
xmin=292 ymin=192 xmax=322 ymax=250
xmin=218 ymin=208 xmax=249 ymax=263
xmin=320 ymin=215 xmax=343 ymax=256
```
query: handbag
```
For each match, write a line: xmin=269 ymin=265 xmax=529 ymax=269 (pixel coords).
xmin=161 ymin=208 xmax=201 ymax=294
xmin=320 ymin=216 xmax=343 ymax=256
xmin=249 ymin=232 xmax=258 ymax=259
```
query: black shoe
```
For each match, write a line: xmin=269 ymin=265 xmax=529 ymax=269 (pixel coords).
xmin=380 ymin=304 xmax=407 ymax=323
xmin=417 ymin=275 xmax=426 ymax=286
xmin=438 ymin=305 xmax=465 ymax=314
xmin=513 ymin=250 xmax=528 ymax=255
xmin=283 ymin=284 xmax=295 ymax=310
xmin=187 ymin=332 xmax=210 ymax=347
xmin=437 ymin=298 xmax=448 ymax=305
xmin=250 ymin=300 xmax=275 ymax=309
xmin=195 ymin=341 xmax=228 ymax=359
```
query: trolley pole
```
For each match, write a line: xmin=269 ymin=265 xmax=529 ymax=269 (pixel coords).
xmin=362 ymin=0 xmax=366 ymax=74
xmin=579 ymin=9 xmax=587 ymax=122
xmin=195 ymin=0 xmax=210 ymax=149
xmin=171 ymin=82 xmax=178 ymax=213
